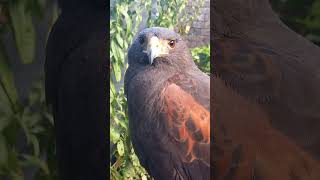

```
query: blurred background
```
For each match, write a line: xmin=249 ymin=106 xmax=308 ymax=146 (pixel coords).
xmin=0 ymin=0 xmax=319 ymax=179
xmin=0 ymin=0 xmax=59 ymax=180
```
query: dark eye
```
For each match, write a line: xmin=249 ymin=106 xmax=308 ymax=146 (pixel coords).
xmin=139 ymin=36 xmax=144 ymax=44
xmin=168 ymin=40 xmax=175 ymax=48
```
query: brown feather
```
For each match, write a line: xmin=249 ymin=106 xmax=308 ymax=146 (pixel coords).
xmin=162 ymin=83 xmax=210 ymax=165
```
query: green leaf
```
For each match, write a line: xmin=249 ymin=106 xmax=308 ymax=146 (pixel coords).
xmin=26 ymin=0 xmax=46 ymax=17
xmin=124 ymin=14 xmax=132 ymax=35
xmin=7 ymin=149 xmax=20 ymax=173
xmin=142 ymin=174 xmax=148 ymax=180
xmin=22 ymin=154 xmax=49 ymax=175
xmin=9 ymin=1 xmax=36 ymax=64
xmin=31 ymin=126 xmax=45 ymax=134
xmin=117 ymin=140 xmax=125 ymax=156
xmin=29 ymin=87 xmax=41 ymax=105
xmin=110 ymin=127 xmax=120 ymax=143
xmin=117 ymin=117 xmax=127 ymax=130
xmin=123 ymin=40 xmax=128 ymax=50
xmin=30 ymin=135 xmax=40 ymax=156
xmin=0 ymin=134 xmax=8 ymax=166
xmin=43 ymin=111 xmax=54 ymax=125
xmin=112 ymin=62 xmax=122 ymax=82
xmin=0 ymin=116 xmax=11 ymax=133
xmin=113 ymin=116 xmax=120 ymax=125
xmin=37 ymin=0 xmax=46 ymax=9
xmin=111 ymin=40 xmax=118 ymax=61
xmin=110 ymin=82 xmax=116 ymax=101
xmin=0 ymin=45 xmax=18 ymax=113
xmin=116 ymin=33 xmax=124 ymax=48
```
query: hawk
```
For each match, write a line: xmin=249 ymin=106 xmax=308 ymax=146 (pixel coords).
xmin=125 ymin=27 xmax=210 ymax=179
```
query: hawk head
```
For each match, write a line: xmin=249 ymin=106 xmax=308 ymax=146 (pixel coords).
xmin=128 ymin=27 xmax=194 ymax=68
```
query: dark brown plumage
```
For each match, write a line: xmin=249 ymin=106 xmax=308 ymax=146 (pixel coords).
xmin=213 ymin=0 xmax=320 ymax=179
xmin=124 ymin=27 xmax=210 ymax=179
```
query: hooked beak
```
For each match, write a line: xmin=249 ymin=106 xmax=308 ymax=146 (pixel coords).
xmin=143 ymin=36 xmax=168 ymax=64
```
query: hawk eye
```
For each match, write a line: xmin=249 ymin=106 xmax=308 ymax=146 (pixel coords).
xmin=168 ymin=40 xmax=175 ymax=48
xmin=139 ymin=36 xmax=145 ymax=44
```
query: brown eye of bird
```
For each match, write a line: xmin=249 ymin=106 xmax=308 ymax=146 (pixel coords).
xmin=168 ymin=40 xmax=175 ymax=48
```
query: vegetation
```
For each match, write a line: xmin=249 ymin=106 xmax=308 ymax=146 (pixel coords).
xmin=0 ymin=1 xmax=59 ymax=179
xmin=191 ymin=46 xmax=210 ymax=74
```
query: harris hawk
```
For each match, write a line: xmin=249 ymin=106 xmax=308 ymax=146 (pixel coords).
xmin=45 ymin=0 xmax=107 ymax=179
xmin=213 ymin=0 xmax=320 ymax=179
xmin=124 ymin=27 xmax=210 ymax=179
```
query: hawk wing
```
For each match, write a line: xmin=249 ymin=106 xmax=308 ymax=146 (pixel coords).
xmin=161 ymin=73 xmax=210 ymax=165
xmin=127 ymin=71 xmax=210 ymax=180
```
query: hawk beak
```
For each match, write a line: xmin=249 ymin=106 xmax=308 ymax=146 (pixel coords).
xmin=144 ymin=36 xmax=168 ymax=64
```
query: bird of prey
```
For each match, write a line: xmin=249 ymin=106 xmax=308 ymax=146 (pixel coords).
xmin=45 ymin=0 xmax=107 ymax=179
xmin=213 ymin=0 xmax=320 ymax=179
xmin=124 ymin=27 xmax=210 ymax=179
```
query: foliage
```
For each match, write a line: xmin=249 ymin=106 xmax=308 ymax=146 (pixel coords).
xmin=110 ymin=0 xmax=205 ymax=179
xmin=0 ymin=0 xmax=58 ymax=179
xmin=0 ymin=78 xmax=58 ymax=180
xmin=110 ymin=0 xmax=148 ymax=179
xmin=147 ymin=0 xmax=204 ymax=34
xmin=191 ymin=45 xmax=210 ymax=74
xmin=110 ymin=85 xmax=148 ymax=180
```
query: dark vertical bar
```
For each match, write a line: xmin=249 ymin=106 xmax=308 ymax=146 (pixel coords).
xmin=211 ymin=0 xmax=320 ymax=180
xmin=106 ymin=1 xmax=111 ymax=180
xmin=45 ymin=1 xmax=108 ymax=179
xmin=210 ymin=1 xmax=214 ymax=180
